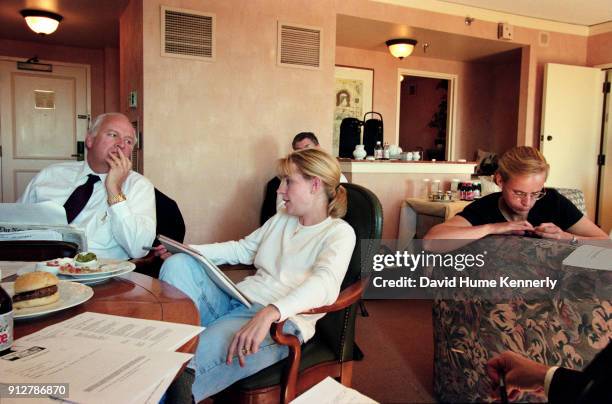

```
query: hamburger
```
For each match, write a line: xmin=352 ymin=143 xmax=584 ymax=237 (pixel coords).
xmin=12 ymin=272 xmax=60 ymax=309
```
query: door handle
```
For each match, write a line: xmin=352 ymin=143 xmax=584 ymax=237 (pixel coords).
xmin=72 ymin=141 xmax=85 ymax=161
xmin=546 ymin=135 xmax=553 ymax=141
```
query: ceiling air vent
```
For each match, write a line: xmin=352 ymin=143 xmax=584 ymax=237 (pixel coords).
xmin=161 ymin=6 xmax=215 ymax=61
xmin=277 ymin=22 xmax=321 ymax=70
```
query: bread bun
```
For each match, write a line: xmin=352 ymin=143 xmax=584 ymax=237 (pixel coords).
xmin=13 ymin=272 xmax=60 ymax=309
xmin=14 ymin=272 xmax=59 ymax=294
xmin=13 ymin=291 xmax=60 ymax=309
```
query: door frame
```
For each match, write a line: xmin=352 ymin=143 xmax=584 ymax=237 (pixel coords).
xmin=0 ymin=56 xmax=91 ymax=201
xmin=395 ymin=68 xmax=458 ymax=160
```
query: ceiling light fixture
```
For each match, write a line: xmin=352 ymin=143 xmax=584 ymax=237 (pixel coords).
xmin=385 ymin=38 xmax=417 ymax=60
xmin=20 ymin=9 xmax=63 ymax=35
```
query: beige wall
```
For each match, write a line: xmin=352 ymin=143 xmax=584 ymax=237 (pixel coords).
xmin=336 ymin=0 xmax=588 ymax=148
xmin=336 ymin=45 xmax=520 ymax=160
xmin=587 ymin=31 xmax=612 ymax=66
xmin=141 ymin=0 xmax=336 ymax=243
xmin=0 ymin=39 xmax=118 ymax=118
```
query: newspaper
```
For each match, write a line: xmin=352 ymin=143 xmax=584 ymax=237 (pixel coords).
xmin=1 ymin=312 xmax=204 ymax=404
xmin=158 ymin=235 xmax=252 ymax=308
xmin=0 ymin=202 xmax=87 ymax=251
xmin=0 ymin=223 xmax=87 ymax=251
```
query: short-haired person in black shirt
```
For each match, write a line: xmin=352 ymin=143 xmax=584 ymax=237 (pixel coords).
xmin=424 ymin=146 xmax=608 ymax=241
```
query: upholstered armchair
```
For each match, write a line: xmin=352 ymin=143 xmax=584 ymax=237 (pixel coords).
xmin=132 ymin=188 xmax=186 ymax=278
xmin=214 ymin=183 xmax=383 ymax=403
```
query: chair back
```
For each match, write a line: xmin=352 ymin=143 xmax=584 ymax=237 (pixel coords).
xmin=155 ymin=188 xmax=186 ymax=243
xmin=554 ymin=187 xmax=587 ymax=215
xmin=316 ymin=183 xmax=383 ymax=361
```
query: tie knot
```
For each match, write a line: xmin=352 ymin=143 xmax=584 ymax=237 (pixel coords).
xmin=87 ymin=174 xmax=101 ymax=184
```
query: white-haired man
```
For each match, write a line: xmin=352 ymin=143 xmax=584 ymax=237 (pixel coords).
xmin=19 ymin=113 xmax=156 ymax=259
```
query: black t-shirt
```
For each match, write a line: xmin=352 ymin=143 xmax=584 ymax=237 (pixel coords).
xmin=457 ymin=188 xmax=583 ymax=230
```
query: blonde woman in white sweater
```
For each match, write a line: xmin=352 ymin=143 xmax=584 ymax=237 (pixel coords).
xmin=157 ymin=148 xmax=356 ymax=401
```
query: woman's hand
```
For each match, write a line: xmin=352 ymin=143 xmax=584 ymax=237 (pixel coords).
xmin=534 ymin=222 xmax=571 ymax=240
xmin=152 ymin=245 xmax=172 ymax=260
xmin=227 ymin=305 xmax=281 ymax=367
xmin=488 ymin=220 xmax=534 ymax=236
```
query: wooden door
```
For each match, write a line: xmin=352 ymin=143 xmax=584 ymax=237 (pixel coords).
xmin=0 ymin=59 xmax=89 ymax=202
xmin=540 ymin=63 xmax=604 ymax=219
xmin=598 ymin=70 xmax=612 ymax=234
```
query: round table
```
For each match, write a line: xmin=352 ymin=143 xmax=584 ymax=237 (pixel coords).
xmin=13 ymin=271 xmax=200 ymax=354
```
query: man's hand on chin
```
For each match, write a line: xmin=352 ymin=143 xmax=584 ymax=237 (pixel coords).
xmin=105 ymin=150 xmax=132 ymax=196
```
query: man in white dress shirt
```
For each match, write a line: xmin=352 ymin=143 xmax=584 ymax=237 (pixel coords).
xmin=19 ymin=113 xmax=156 ymax=259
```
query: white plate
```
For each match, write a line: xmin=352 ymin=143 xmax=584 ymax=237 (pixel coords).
xmin=59 ymin=262 xmax=136 ymax=285
xmin=18 ymin=260 xmax=136 ymax=283
xmin=2 ymin=281 xmax=94 ymax=320
xmin=58 ymin=259 xmax=132 ymax=277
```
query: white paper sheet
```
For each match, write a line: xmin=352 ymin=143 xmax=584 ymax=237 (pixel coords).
xmin=562 ymin=245 xmax=612 ymax=271
xmin=292 ymin=377 xmax=378 ymax=404
xmin=18 ymin=311 xmax=204 ymax=351
xmin=0 ymin=261 xmax=35 ymax=280
xmin=1 ymin=339 xmax=192 ymax=404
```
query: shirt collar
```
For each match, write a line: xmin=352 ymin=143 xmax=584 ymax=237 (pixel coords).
xmin=77 ymin=161 xmax=107 ymax=183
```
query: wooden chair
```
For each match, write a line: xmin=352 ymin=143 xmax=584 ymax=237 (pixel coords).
xmin=217 ymin=183 xmax=383 ymax=403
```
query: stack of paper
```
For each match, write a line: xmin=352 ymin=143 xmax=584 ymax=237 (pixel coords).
xmin=1 ymin=312 xmax=204 ymax=404
xmin=292 ymin=377 xmax=378 ymax=404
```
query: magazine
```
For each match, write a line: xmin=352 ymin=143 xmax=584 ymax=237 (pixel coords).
xmin=158 ymin=235 xmax=252 ymax=308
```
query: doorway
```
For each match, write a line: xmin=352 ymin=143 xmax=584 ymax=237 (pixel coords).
xmin=396 ymin=69 xmax=457 ymax=161
xmin=0 ymin=58 xmax=90 ymax=202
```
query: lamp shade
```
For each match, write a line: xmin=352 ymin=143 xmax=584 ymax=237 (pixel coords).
xmin=386 ymin=38 xmax=417 ymax=59
xmin=20 ymin=9 xmax=63 ymax=35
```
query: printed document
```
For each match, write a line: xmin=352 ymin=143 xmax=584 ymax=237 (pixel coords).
xmin=18 ymin=311 xmax=204 ymax=351
xmin=292 ymin=377 xmax=378 ymax=404
xmin=562 ymin=245 xmax=612 ymax=271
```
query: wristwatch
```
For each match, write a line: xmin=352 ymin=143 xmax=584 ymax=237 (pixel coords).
xmin=108 ymin=192 xmax=127 ymax=205
xmin=570 ymin=235 xmax=578 ymax=245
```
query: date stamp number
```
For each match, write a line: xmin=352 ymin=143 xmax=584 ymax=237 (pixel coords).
xmin=0 ymin=383 xmax=69 ymax=398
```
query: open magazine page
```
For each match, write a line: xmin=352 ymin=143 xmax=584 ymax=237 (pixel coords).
xmin=158 ymin=235 xmax=252 ymax=308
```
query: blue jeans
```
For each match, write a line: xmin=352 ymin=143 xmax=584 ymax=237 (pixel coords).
xmin=159 ymin=253 xmax=302 ymax=401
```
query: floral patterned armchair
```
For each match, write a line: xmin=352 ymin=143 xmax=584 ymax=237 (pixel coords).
xmin=432 ymin=236 xmax=612 ymax=402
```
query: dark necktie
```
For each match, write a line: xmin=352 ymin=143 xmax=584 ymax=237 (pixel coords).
xmin=64 ymin=174 xmax=101 ymax=223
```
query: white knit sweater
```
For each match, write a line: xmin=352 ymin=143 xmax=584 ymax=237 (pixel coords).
xmin=191 ymin=211 xmax=356 ymax=342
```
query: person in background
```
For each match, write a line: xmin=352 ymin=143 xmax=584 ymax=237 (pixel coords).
xmin=18 ymin=113 xmax=156 ymax=259
xmin=487 ymin=342 xmax=612 ymax=403
xmin=156 ymin=148 xmax=356 ymax=401
xmin=424 ymin=146 xmax=607 ymax=242
xmin=260 ymin=132 xmax=347 ymax=223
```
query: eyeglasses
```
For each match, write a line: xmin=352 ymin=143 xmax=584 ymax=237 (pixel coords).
xmin=511 ymin=189 xmax=546 ymax=201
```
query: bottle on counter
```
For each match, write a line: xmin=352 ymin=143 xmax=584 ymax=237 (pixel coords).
xmin=383 ymin=142 xmax=390 ymax=160
xmin=0 ymin=269 xmax=13 ymax=355
xmin=473 ymin=181 xmax=481 ymax=199
xmin=464 ymin=181 xmax=474 ymax=201
xmin=422 ymin=178 xmax=431 ymax=199
xmin=431 ymin=179 xmax=441 ymax=194
xmin=374 ymin=141 xmax=383 ymax=160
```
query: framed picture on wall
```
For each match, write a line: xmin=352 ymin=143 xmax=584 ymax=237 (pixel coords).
xmin=333 ymin=66 xmax=373 ymax=156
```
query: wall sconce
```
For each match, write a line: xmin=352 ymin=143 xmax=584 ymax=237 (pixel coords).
xmin=20 ymin=9 xmax=63 ymax=35
xmin=385 ymin=38 xmax=417 ymax=60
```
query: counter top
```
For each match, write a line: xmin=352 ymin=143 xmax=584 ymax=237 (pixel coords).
xmin=339 ymin=159 xmax=477 ymax=174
